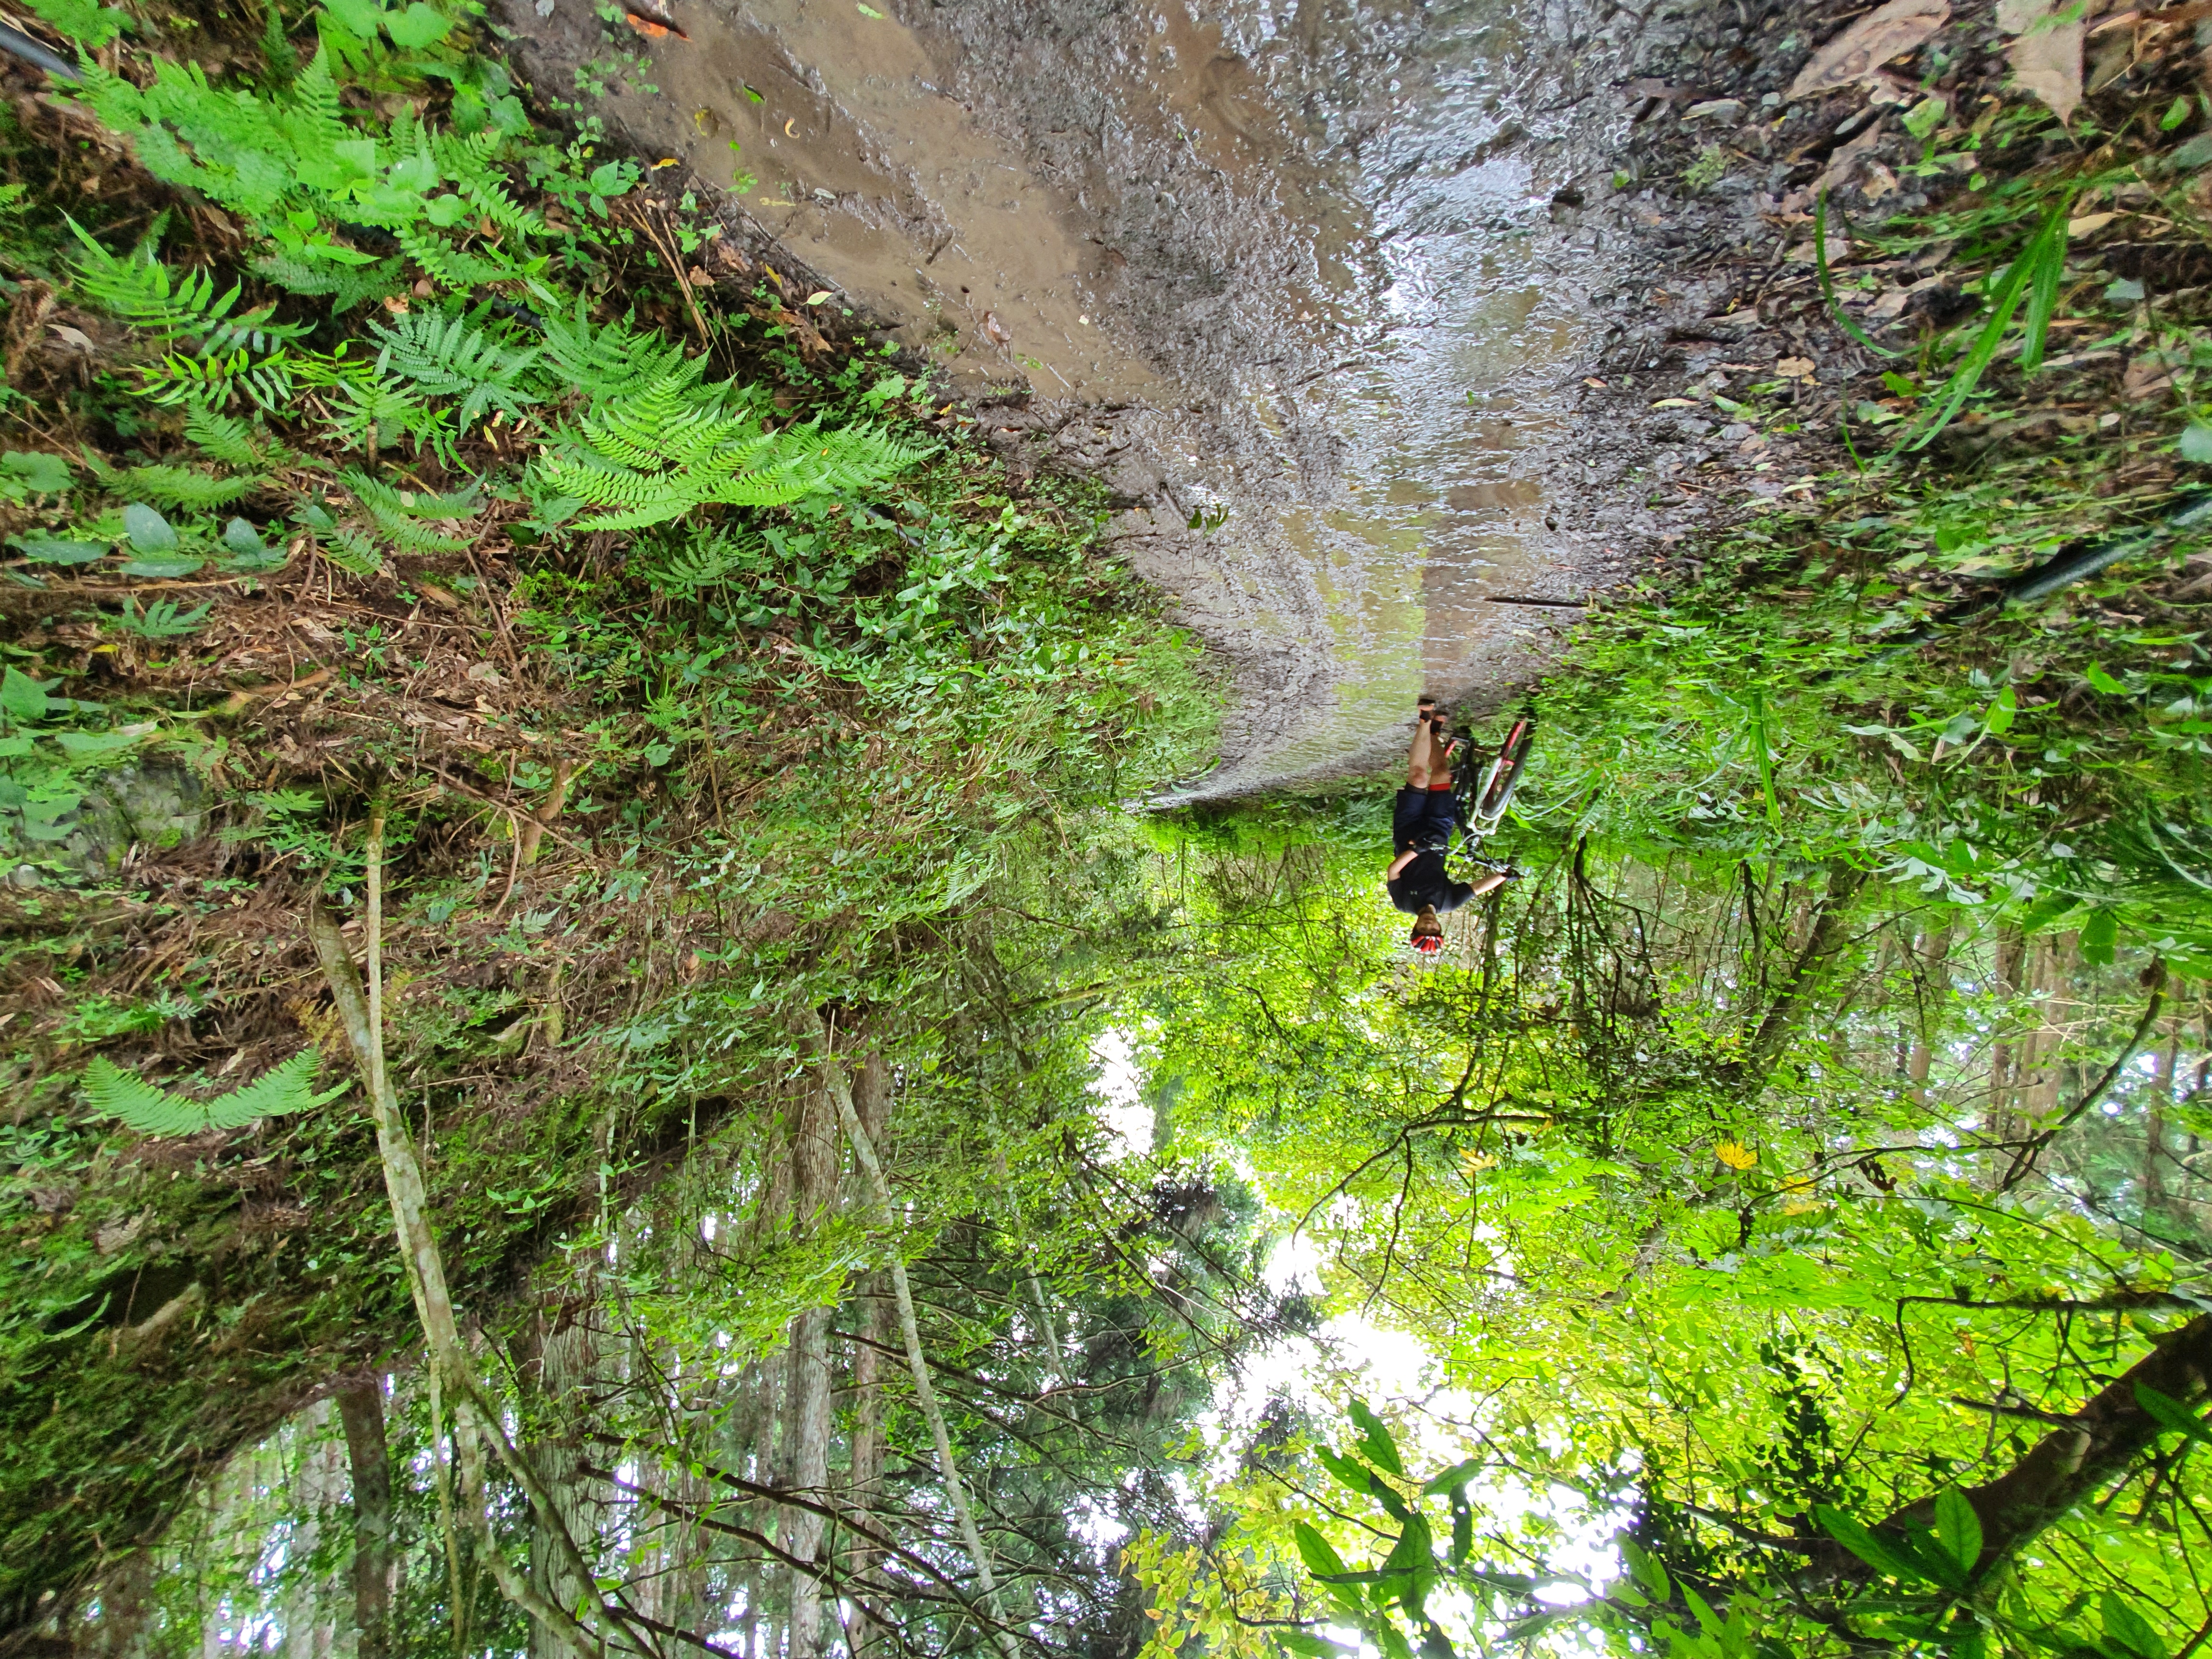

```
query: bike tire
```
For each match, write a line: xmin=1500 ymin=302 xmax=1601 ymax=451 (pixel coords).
xmin=1477 ymin=719 xmax=1535 ymax=819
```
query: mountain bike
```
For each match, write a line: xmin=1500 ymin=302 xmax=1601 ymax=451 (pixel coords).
xmin=1446 ymin=715 xmax=1534 ymax=881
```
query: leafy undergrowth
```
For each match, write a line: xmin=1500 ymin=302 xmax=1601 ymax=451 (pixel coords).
xmin=1537 ymin=0 xmax=2212 ymax=962
xmin=0 ymin=0 xmax=1216 ymax=1632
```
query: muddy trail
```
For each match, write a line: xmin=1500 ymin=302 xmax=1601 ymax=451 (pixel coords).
xmin=501 ymin=0 xmax=1843 ymax=797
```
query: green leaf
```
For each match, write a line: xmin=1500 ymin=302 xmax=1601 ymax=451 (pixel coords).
xmin=1815 ymin=193 xmax=1902 ymax=360
xmin=1314 ymin=1445 xmax=1377 ymax=1495
xmin=1292 ymin=1521 xmax=1350 ymax=1580
xmin=12 ymin=538 xmax=108 ymax=565
xmin=2135 ymin=1383 xmax=2212 ymax=1446
xmin=383 ymin=0 xmax=451 ymax=46
xmin=1 ymin=667 xmax=50 ymax=723
xmin=2080 ymin=908 xmax=2119 ymax=966
xmin=1623 ymin=1538 xmax=1671 ymax=1604
xmin=1902 ymin=96 xmax=1947 ymax=139
xmin=1347 ymin=1398 xmax=1406 ymax=1476
xmin=1934 ymin=1488 xmax=1982 ymax=1576
xmin=1984 ymin=685 xmax=2016 ymax=735
xmin=120 ymin=554 xmax=205 ymax=579
xmin=2180 ymin=424 xmax=2212 ymax=464
xmin=122 ymin=503 xmax=179 ymax=553
xmin=1814 ymin=1504 xmax=1929 ymax=1585
xmin=1379 ymin=1514 xmax=1433 ymax=1576
xmin=2085 ymin=661 xmax=2128 ymax=695
xmin=1 ymin=451 xmax=75 ymax=494
xmin=1902 ymin=202 xmax=2069 ymax=452
xmin=1419 ymin=1458 xmax=1481 ymax=1497
xmin=321 ymin=0 xmax=385 ymax=38
xmin=2163 ymin=96 xmax=2193 ymax=131
xmin=2103 ymin=1592 xmax=2165 ymax=1659
xmin=1274 ymin=1635 xmax=1346 ymax=1659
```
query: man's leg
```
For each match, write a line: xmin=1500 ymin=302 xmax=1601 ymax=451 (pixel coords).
xmin=1407 ymin=709 xmax=1437 ymax=788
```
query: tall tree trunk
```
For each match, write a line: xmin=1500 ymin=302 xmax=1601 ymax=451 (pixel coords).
xmin=845 ymin=1044 xmax=894 ymax=1655
xmin=1816 ymin=1314 xmax=2212 ymax=1583
xmin=2145 ymin=1010 xmax=2179 ymax=1220
xmin=805 ymin=1010 xmax=1020 ymax=1659
xmin=1906 ymin=921 xmax=1954 ymax=1105
xmin=1984 ymin=925 xmax=2029 ymax=1187
xmin=523 ymin=1297 xmax=602 ymax=1659
xmin=306 ymin=815 xmax=639 ymax=1659
xmin=1728 ymin=861 xmax=1869 ymax=1095
xmin=79 ymin=1548 xmax=154 ymax=1659
xmin=337 ymin=1381 xmax=393 ymax=1659
xmin=781 ymin=1054 xmax=842 ymax=1659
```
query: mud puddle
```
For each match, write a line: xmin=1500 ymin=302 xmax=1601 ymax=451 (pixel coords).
xmin=503 ymin=0 xmax=1668 ymax=795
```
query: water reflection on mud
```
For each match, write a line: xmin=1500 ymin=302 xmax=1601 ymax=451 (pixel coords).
xmin=588 ymin=0 xmax=1633 ymax=794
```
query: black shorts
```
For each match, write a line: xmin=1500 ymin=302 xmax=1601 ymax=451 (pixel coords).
xmin=1392 ymin=786 xmax=1456 ymax=854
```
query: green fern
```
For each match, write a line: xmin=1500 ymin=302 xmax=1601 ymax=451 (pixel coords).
xmin=109 ymin=464 xmax=258 ymax=510
xmin=340 ymin=467 xmax=476 ymax=554
xmin=69 ymin=219 xmax=305 ymax=355
xmin=538 ymin=302 xmax=686 ymax=401
xmin=84 ymin=1050 xmax=349 ymax=1136
xmin=323 ymin=529 xmax=386 ymax=576
xmin=252 ymin=254 xmax=407 ymax=313
xmin=138 ymin=346 xmax=298 ymax=415
xmin=369 ymin=309 xmax=540 ymax=427
xmin=318 ymin=373 xmax=453 ymax=461
xmin=183 ymin=405 xmax=279 ymax=469
xmin=434 ymin=127 xmax=547 ymax=237
xmin=640 ymin=526 xmax=768 ymax=595
xmin=536 ymin=362 xmax=933 ymax=531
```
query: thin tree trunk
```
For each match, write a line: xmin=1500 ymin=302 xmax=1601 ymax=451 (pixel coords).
xmin=1906 ymin=921 xmax=1954 ymax=1105
xmin=1984 ymin=925 xmax=2029 ymax=1186
xmin=81 ymin=1547 xmax=154 ymax=1659
xmin=337 ymin=1381 xmax=393 ymax=1659
xmin=1729 ymin=861 xmax=1869 ymax=1094
xmin=783 ymin=1062 xmax=840 ymax=1659
xmin=805 ymin=1010 xmax=1020 ymax=1659
xmin=2146 ymin=1011 xmax=2179 ymax=1219
xmin=845 ymin=1046 xmax=893 ymax=1656
xmin=305 ymin=813 xmax=644 ymax=1659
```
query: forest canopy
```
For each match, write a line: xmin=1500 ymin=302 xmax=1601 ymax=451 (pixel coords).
xmin=1 ymin=0 xmax=2210 ymax=1651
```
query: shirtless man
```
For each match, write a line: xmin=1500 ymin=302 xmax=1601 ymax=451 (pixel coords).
xmin=1384 ymin=701 xmax=1508 ymax=955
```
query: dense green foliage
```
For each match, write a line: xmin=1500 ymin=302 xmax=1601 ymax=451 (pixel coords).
xmin=7 ymin=0 xmax=2212 ymax=1655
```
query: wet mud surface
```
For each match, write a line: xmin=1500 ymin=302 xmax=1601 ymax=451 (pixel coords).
xmin=496 ymin=0 xmax=1843 ymax=795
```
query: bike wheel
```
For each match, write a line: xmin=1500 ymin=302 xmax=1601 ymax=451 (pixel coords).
xmin=1477 ymin=718 xmax=1535 ymax=819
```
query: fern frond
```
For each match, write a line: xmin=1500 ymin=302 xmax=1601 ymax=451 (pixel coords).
xmin=340 ymin=468 xmax=477 ymax=554
xmin=538 ymin=301 xmax=686 ymax=402
xmin=392 ymin=225 xmax=526 ymax=291
xmin=209 ymin=1051 xmax=350 ymax=1126
xmin=535 ymin=361 xmax=933 ymax=530
xmin=640 ymin=526 xmax=766 ymax=595
xmin=140 ymin=347 xmax=297 ymax=416
xmin=183 ymin=406 xmax=263 ymax=468
xmin=84 ymin=1050 xmax=348 ymax=1136
xmin=251 ymin=254 xmax=407 ymax=313
xmin=325 ymin=377 xmax=454 ymax=461
xmin=324 ymin=529 xmax=385 ymax=575
xmin=108 ymin=463 xmax=259 ymax=509
xmin=369 ymin=309 xmax=541 ymax=427
xmin=69 ymin=219 xmax=240 ymax=341
xmin=434 ymin=129 xmax=547 ymax=236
